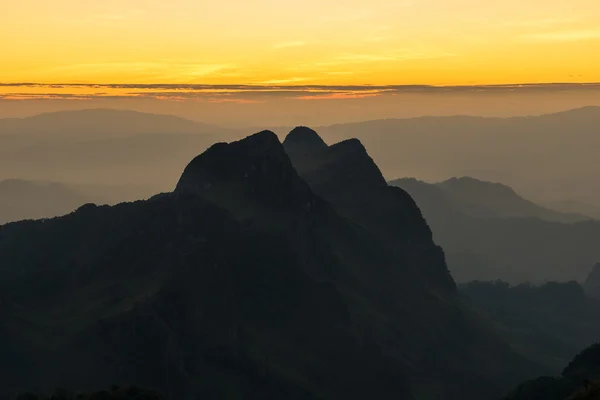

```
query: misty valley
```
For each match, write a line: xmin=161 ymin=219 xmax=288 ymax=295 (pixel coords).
xmin=2 ymin=109 xmax=600 ymax=400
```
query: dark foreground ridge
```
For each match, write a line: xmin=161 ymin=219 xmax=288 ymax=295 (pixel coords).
xmin=503 ymin=342 xmax=600 ymax=400
xmin=1 ymin=129 xmax=536 ymax=400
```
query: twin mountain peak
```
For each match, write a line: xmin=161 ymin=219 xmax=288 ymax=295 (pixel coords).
xmin=176 ymin=127 xmax=388 ymax=205
xmin=0 ymin=126 xmax=524 ymax=400
xmin=175 ymin=126 xmax=456 ymax=292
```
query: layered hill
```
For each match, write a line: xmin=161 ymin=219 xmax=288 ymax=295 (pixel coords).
xmin=0 ymin=109 xmax=241 ymax=191
xmin=0 ymin=179 xmax=87 ymax=224
xmin=0 ymin=130 xmax=534 ymax=400
xmin=390 ymin=177 xmax=600 ymax=283
xmin=311 ymin=106 xmax=600 ymax=210
xmin=435 ymin=177 xmax=588 ymax=223
xmin=460 ymin=280 xmax=600 ymax=371
xmin=0 ymin=109 xmax=214 ymax=138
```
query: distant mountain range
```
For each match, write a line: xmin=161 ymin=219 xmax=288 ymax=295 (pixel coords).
xmin=0 ymin=179 xmax=162 ymax=225
xmin=0 ymin=109 xmax=243 ymax=190
xmin=391 ymin=177 xmax=600 ymax=283
xmin=399 ymin=176 xmax=589 ymax=223
xmin=308 ymin=106 xmax=600 ymax=211
xmin=3 ymin=106 xmax=600 ymax=215
xmin=0 ymin=129 xmax=537 ymax=400
xmin=0 ymin=180 xmax=87 ymax=224
xmin=0 ymin=109 xmax=216 ymax=138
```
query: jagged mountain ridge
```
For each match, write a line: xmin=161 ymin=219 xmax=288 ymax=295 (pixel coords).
xmin=0 ymin=130 xmax=534 ymax=400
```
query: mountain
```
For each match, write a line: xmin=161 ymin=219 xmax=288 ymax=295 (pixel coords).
xmin=503 ymin=343 xmax=600 ymax=400
xmin=544 ymin=199 xmax=600 ymax=220
xmin=6 ymin=107 xmax=600 ymax=211
xmin=435 ymin=177 xmax=588 ymax=223
xmin=0 ymin=109 xmax=215 ymax=138
xmin=283 ymin=127 xmax=455 ymax=292
xmin=460 ymin=280 xmax=600 ymax=371
xmin=0 ymin=130 xmax=535 ymax=400
xmin=0 ymin=179 xmax=87 ymax=224
xmin=0 ymin=109 xmax=244 ymax=190
xmin=390 ymin=177 xmax=600 ymax=283
xmin=0 ymin=179 xmax=163 ymax=224
xmin=305 ymin=106 xmax=600 ymax=215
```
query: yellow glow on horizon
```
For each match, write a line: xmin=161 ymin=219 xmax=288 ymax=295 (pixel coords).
xmin=2 ymin=0 xmax=600 ymax=86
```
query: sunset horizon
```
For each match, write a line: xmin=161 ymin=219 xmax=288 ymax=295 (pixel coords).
xmin=3 ymin=0 xmax=600 ymax=87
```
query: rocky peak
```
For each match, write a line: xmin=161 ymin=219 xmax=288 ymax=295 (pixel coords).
xmin=282 ymin=126 xmax=328 ymax=154
xmin=175 ymin=130 xmax=317 ymax=216
xmin=283 ymin=128 xmax=387 ymax=191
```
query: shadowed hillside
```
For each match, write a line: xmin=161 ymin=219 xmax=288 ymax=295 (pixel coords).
xmin=390 ymin=177 xmax=600 ymax=283
xmin=503 ymin=343 xmax=600 ymax=400
xmin=460 ymin=280 xmax=600 ymax=371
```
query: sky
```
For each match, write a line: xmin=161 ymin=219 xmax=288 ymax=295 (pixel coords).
xmin=2 ymin=0 xmax=600 ymax=86
xmin=1 ymin=0 xmax=600 ymax=124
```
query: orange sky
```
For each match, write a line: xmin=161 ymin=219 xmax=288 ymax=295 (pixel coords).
xmin=2 ymin=0 xmax=600 ymax=86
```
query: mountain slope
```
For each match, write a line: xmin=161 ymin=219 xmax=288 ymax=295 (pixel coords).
xmin=503 ymin=343 xmax=600 ymax=400
xmin=436 ymin=177 xmax=588 ymax=223
xmin=460 ymin=280 xmax=600 ymax=371
xmin=390 ymin=177 xmax=600 ymax=283
xmin=283 ymin=127 xmax=538 ymax=398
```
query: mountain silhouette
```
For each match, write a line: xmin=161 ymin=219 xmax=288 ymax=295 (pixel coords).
xmin=5 ymin=106 xmax=600 ymax=212
xmin=390 ymin=177 xmax=600 ymax=283
xmin=310 ymin=106 xmax=600 ymax=213
xmin=0 ymin=130 xmax=534 ymax=400
xmin=283 ymin=129 xmax=454 ymax=291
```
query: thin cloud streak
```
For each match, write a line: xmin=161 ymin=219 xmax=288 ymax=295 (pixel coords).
xmin=2 ymin=83 xmax=600 ymax=102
